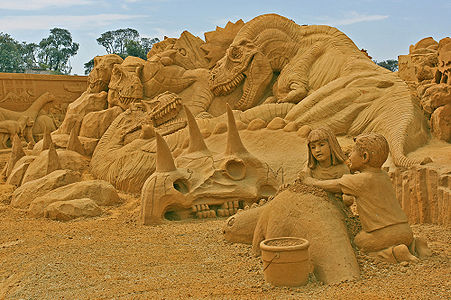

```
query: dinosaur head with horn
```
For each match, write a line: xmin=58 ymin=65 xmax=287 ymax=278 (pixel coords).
xmin=141 ymin=104 xmax=278 ymax=225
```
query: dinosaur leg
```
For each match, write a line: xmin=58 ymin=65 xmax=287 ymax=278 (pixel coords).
xmin=276 ymin=42 xmax=325 ymax=104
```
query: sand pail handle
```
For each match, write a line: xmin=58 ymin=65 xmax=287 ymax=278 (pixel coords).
xmin=263 ymin=252 xmax=280 ymax=271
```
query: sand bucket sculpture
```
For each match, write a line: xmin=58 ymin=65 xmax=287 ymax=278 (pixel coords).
xmin=260 ymin=237 xmax=312 ymax=286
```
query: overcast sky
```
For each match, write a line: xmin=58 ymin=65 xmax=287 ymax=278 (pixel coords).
xmin=0 ymin=0 xmax=450 ymax=75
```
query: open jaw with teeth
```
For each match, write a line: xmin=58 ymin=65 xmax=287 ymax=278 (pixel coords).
xmin=140 ymin=104 xmax=278 ymax=225
xmin=143 ymin=91 xmax=187 ymax=137
xmin=119 ymin=95 xmax=140 ymax=106
xmin=211 ymin=73 xmax=245 ymax=96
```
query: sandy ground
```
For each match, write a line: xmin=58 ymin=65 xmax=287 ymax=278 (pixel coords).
xmin=0 ymin=187 xmax=449 ymax=299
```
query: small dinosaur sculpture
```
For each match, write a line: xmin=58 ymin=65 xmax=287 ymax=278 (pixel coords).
xmin=0 ymin=116 xmax=32 ymax=148
xmin=224 ymin=183 xmax=361 ymax=284
xmin=0 ymin=92 xmax=55 ymax=144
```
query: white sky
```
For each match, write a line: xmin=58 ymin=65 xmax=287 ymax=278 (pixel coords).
xmin=0 ymin=0 xmax=450 ymax=75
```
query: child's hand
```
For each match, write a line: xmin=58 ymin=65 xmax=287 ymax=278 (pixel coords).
xmin=342 ymin=194 xmax=355 ymax=206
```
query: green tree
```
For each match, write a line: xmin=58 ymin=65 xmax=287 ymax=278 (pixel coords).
xmin=37 ymin=28 xmax=79 ymax=74
xmin=83 ymin=58 xmax=94 ymax=75
xmin=375 ymin=59 xmax=398 ymax=72
xmin=0 ymin=33 xmax=25 ymax=72
xmin=20 ymin=42 xmax=39 ymax=70
xmin=96 ymin=28 xmax=140 ymax=57
xmin=85 ymin=29 xmax=159 ymax=74
xmin=125 ymin=37 xmax=159 ymax=59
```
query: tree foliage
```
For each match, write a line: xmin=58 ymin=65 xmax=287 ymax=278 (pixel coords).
xmin=0 ymin=28 xmax=79 ymax=74
xmin=37 ymin=28 xmax=79 ymax=74
xmin=96 ymin=28 xmax=140 ymax=57
xmin=0 ymin=33 xmax=25 ymax=72
xmin=374 ymin=59 xmax=398 ymax=72
xmin=84 ymin=28 xmax=159 ymax=74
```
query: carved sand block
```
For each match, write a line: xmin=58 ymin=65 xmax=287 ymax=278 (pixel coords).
xmin=44 ymin=198 xmax=102 ymax=221
xmin=28 ymin=180 xmax=120 ymax=218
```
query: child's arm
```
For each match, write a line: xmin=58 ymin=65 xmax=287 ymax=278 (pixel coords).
xmin=303 ymin=177 xmax=343 ymax=193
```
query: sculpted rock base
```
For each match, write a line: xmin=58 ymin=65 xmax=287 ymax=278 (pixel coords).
xmin=44 ymin=198 xmax=102 ymax=221
xmin=22 ymin=149 xmax=89 ymax=184
xmin=28 ymin=180 xmax=120 ymax=218
xmin=11 ymin=169 xmax=81 ymax=209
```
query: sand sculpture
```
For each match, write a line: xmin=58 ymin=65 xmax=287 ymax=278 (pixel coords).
xmin=224 ymin=130 xmax=433 ymax=284
xmin=303 ymin=133 xmax=429 ymax=262
xmin=0 ymin=91 xmax=56 ymax=147
xmin=0 ymin=13 xmax=447 ymax=251
xmin=209 ymin=14 xmax=429 ymax=167
xmin=141 ymin=105 xmax=278 ymax=224
xmin=0 ymin=13 xmax=448 ymax=293
xmin=84 ymin=13 xmax=432 ymax=200
xmin=399 ymin=37 xmax=451 ymax=142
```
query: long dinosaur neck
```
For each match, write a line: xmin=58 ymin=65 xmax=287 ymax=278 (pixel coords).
xmin=23 ymin=92 xmax=53 ymax=119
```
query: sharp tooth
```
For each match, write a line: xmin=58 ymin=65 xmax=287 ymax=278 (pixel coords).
xmin=221 ymin=203 xmax=228 ymax=209
xmin=209 ymin=210 xmax=216 ymax=218
xmin=196 ymin=211 xmax=203 ymax=219
xmin=202 ymin=211 xmax=209 ymax=218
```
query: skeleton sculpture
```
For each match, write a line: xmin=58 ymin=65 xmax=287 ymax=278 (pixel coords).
xmin=141 ymin=105 xmax=278 ymax=225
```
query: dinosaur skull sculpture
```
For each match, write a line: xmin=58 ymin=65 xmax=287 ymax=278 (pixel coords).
xmin=108 ymin=62 xmax=144 ymax=110
xmin=141 ymin=105 xmax=278 ymax=225
xmin=209 ymin=38 xmax=273 ymax=110
xmin=141 ymin=91 xmax=186 ymax=137
xmin=87 ymin=54 xmax=123 ymax=93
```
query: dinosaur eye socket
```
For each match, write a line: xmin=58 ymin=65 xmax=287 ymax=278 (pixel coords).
xmin=173 ymin=178 xmax=189 ymax=194
xmin=227 ymin=216 xmax=235 ymax=227
xmin=223 ymin=158 xmax=246 ymax=180
xmin=178 ymin=48 xmax=186 ymax=56
xmin=230 ymin=47 xmax=242 ymax=60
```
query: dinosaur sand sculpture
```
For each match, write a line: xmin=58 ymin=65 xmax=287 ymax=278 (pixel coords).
xmin=141 ymin=105 xmax=278 ymax=224
xmin=0 ymin=116 xmax=32 ymax=148
xmin=0 ymin=91 xmax=56 ymax=144
xmin=90 ymin=101 xmax=294 ymax=193
xmin=209 ymin=14 xmax=429 ymax=167
xmin=250 ymin=186 xmax=360 ymax=284
xmin=223 ymin=182 xmax=363 ymax=284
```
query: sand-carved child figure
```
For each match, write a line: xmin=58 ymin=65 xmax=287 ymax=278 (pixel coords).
xmin=302 ymin=127 xmax=349 ymax=182
xmin=304 ymin=133 xmax=431 ymax=263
